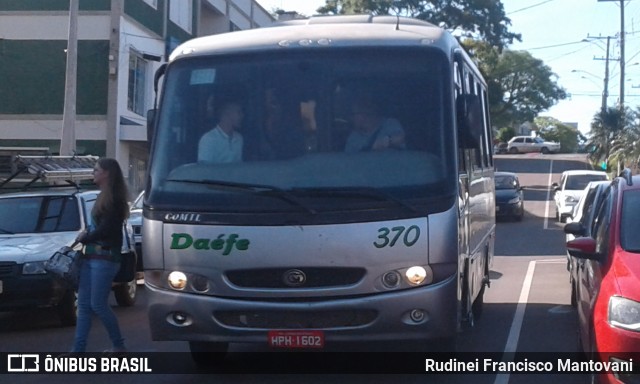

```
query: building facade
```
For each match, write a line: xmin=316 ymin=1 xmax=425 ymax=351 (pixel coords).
xmin=0 ymin=0 xmax=274 ymax=194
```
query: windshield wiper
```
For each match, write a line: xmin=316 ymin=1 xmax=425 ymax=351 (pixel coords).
xmin=0 ymin=227 xmax=15 ymax=234
xmin=166 ymin=179 xmax=316 ymax=214
xmin=291 ymin=186 xmax=420 ymax=213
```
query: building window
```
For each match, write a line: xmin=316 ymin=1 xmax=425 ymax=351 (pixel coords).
xmin=142 ymin=0 xmax=157 ymax=9
xmin=128 ymin=51 xmax=148 ymax=116
xmin=169 ymin=0 xmax=193 ymax=33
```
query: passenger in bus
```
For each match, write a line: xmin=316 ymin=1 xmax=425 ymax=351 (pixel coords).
xmin=198 ymin=101 xmax=244 ymax=163
xmin=259 ymin=88 xmax=306 ymax=160
xmin=344 ymin=96 xmax=406 ymax=153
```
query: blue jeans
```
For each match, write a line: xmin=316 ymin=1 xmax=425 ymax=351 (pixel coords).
xmin=71 ymin=259 xmax=125 ymax=352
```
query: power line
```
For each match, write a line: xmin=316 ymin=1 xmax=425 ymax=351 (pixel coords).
xmin=507 ymin=0 xmax=557 ymax=15
xmin=525 ymin=40 xmax=590 ymax=51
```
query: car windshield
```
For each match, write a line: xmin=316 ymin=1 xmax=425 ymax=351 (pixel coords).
xmin=495 ymin=175 xmax=518 ymax=190
xmin=534 ymin=137 xmax=544 ymax=143
xmin=620 ymin=190 xmax=640 ymax=252
xmin=565 ymin=174 xmax=608 ymax=190
xmin=0 ymin=195 xmax=80 ymax=234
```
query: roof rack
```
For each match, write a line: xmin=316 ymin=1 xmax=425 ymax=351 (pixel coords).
xmin=0 ymin=155 xmax=98 ymax=190
xmin=619 ymin=168 xmax=633 ymax=186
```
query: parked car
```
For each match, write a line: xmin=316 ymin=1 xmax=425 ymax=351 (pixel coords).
xmin=0 ymin=188 xmax=138 ymax=326
xmin=563 ymin=180 xmax=610 ymax=307
xmin=507 ymin=136 xmax=561 ymax=154
xmin=552 ymin=170 xmax=609 ymax=223
xmin=493 ymin=142 xmax=508 ymax=154
xmin=565 ymin=170 xmax=640 ymax=384
xmin=494 ymin=171 xmax=525 ymax=221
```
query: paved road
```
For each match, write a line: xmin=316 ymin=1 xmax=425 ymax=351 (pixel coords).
xmin=2 ymin=153 xmax=595 ymax=383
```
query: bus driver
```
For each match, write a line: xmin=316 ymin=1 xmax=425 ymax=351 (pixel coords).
xmin=198 ymin=101 xmax=244 ymax=163
xmin=344 ymin=96 xmax=406 ymax=153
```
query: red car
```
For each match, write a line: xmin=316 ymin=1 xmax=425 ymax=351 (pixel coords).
xmin=565 ymin=169 xmax=640 ymax=383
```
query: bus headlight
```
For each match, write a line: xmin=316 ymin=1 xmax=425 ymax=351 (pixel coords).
xmin=168 ymin=271 xmax=188 ymax=290
xmin=405 ymin=266 xmax=428 ymax=285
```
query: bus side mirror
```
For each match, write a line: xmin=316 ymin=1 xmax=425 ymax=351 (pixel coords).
xmin=457 ymin=94 xmax=483 ymax=149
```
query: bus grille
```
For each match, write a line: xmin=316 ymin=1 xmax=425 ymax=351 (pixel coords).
xmin=225 ymin=267 xmax=366 ymax=289
xmin=214 ymin=309 xmax=377 ymax=329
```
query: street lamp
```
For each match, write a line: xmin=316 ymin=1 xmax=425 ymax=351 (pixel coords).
xmin=571 ymin=69 xmax=608 ymax=113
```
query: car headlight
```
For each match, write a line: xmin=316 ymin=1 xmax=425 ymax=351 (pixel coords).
xmin=508 ymin=197 xmax=521 ymax=204
xmin=609 ymin=296 xmax=640 ymax=331
xmin=564 ymin=196 xmax=579 ymax=203
xmin=22 ymin=261 xmax=47 ymax=275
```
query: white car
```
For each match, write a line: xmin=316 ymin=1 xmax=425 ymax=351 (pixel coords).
xmin=507 ymin=136 xmax=561 ymax=154
xmin=552 ymin=170 xmax=609 ymax=223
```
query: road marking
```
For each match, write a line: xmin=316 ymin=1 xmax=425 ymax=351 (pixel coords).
xmin=493 ymin=260 xmax=536 ymax=384
xmin=535 ymin=258 xmax=565 ymax=263
xmin=544 ymin=159 xmax=554 ymax=230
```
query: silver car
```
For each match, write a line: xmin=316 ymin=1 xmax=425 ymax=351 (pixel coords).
xmin=0 ymin=189 xmax=138 ymax=326
xmin=507 ymin=136 xmax=561 ymax=154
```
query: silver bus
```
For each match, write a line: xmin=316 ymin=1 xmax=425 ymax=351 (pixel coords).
xmin=143 ymin=15 xmax=495 ymax=361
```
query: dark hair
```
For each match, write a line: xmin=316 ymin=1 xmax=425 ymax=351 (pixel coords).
xmin=93 ymin=158 xmax=129 ymax=221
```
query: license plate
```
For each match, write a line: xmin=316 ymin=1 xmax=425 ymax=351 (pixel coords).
xmin=268 ymin=330 xmax=324 ymax=349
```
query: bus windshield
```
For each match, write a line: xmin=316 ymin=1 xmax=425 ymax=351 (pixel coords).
xmin=148 ymin=48 xmax=456 ymax=215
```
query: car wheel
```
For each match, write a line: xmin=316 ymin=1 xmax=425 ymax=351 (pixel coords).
xmin=113 ymin=280 xmax=137 ymax=307
xmin=541 ymin=147 xmax=550 ymax=154
xmin=57 ymin=289 xmax=78 ymax=327
xmin=189 ymin=341 xmax=229 ymax=368
xmin=509 ymin=147 xmax=518 ymax=154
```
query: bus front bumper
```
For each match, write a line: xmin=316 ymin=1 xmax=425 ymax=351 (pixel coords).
xmin=145 ymin=273 xmax=457 ymax=347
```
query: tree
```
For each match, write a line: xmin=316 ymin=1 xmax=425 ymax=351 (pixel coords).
xmin=316 ymin=0 xmax=521 ymax=50
xmin=600 ymin=106 xmax=640 ymax=173
xmin=496 ymin=127 xmax=516 ymax=143
xmin=534 ymin=117 xmax=579 ymax=153
xmin=588 ymin=106 xmax=630 ymax=168
xmin=465 ymin=41 xmax=566 ymax=129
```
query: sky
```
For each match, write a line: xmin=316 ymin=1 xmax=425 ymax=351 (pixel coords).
xmin=255 ymin=0 xmax=640 ymax=134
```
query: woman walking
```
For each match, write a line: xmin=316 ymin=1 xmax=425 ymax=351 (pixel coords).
xmin=72 ymin=158 xmax=129 ymax=353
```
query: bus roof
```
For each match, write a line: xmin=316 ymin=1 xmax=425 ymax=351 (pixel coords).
xmin=169 ymin=15 xmax=458 ymax=62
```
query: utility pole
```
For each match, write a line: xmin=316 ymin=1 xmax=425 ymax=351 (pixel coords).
xmin=59 ymin=0 xmax=78 ymax=156
xmin=597 ymin=0 xmax=628 ymax=107
xmin=106 ymin=0 xmax=122 ymax=159
xmin=588 ymin=35 xmax=616 ymax=113
xmin=620 ymin=0 xmax=625 ymax=107
xmin=603 ymin=36 xmax=611 ymax=113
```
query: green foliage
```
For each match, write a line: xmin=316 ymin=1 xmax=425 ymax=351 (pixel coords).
xmin=534 ymin=117 xmax=579 ymax=153
xmin=589 ymin=106 xmax=640 ymax=172
xmin=496 ymin=127 xmax=516 ymax=143
xmin=465 ymin=41 xmax=566 ymax=129
xmin=316 ymin=0 xmax=521 ymax=50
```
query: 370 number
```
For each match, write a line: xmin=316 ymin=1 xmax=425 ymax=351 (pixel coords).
xmin=373 ymin=225 xmax=421 ymax=248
